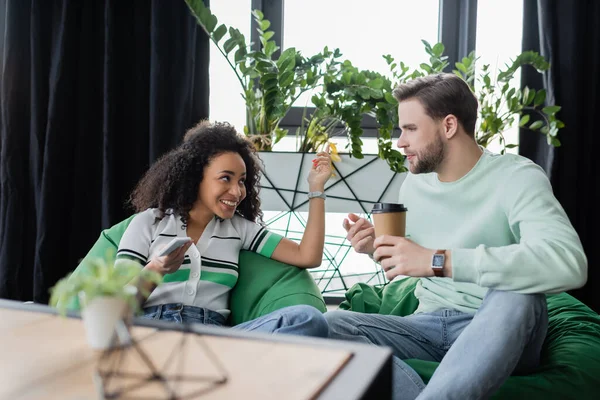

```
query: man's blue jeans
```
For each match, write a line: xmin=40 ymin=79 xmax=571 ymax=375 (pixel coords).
xmin=141 ymin=304 xmax=329 ymax=338
xmin=325 ymin=289 xmax=548 ymax=400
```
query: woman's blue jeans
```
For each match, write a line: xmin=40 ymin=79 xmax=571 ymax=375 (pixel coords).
xmin=141 ymin=303 xmax=329 ymax=338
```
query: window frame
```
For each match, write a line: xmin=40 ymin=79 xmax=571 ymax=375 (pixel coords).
xmin=251 ymin=0 xmax=479 ymax=135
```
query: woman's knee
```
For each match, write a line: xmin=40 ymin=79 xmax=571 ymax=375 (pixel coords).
xmin=285 ymin=305 xmax=329 ymax=337
xmin=323 ymin=310 xmax=357 ymax=332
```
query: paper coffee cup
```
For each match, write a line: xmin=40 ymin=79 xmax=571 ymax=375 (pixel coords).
xmin=371 ymin=203 xmax=408 ymax=238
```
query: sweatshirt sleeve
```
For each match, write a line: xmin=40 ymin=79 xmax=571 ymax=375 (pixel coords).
xmin=451 ymin=162 xmax=587 ymax=293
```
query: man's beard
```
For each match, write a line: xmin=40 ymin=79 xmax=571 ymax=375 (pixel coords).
xmin=412 ymin=133 xmax=445 ymax=174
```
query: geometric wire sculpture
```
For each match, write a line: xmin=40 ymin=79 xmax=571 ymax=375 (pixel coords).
xmin=260 ymin=152 xmax=406 ymax=295
xmin=95 ymin=320 xmax=228 ymax=399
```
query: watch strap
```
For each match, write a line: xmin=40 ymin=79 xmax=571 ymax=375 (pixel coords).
xmin=432 ymin=249 xmax=446 ymax=277
xmin=307 ymin=191 xmax=326 ymax=200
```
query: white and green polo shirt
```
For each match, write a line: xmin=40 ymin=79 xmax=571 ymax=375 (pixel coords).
xmin=115 ymin=208 xmax=284 ymax=318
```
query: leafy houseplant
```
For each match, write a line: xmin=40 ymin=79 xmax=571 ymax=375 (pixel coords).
xmin=185 ymin=0 xmax=342 ymax=151
xmin=453 ymin=50 xmax=563 ymax=149
xmin=49 ymin=256 xmax=161 ymax=349
xmin=317 ymin=40 xmax=563 ymax=173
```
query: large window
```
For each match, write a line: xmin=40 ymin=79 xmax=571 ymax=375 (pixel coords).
xmin=277 ymin=0 xmax=440 ymax=154
xmin=208 ymin=0 xmax=252 ymax=132
xmin=475 ymin=0 xmax=524 ymax=154
xmin=284 ymin=0 xmax=439 ymax=108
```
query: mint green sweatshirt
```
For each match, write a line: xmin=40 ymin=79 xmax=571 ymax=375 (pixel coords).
xmin=400 ymin=149 xmax=587 ymax=314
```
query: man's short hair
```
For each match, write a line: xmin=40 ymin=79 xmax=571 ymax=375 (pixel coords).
xmin=392 ymin=73 xmax=478 ymax=137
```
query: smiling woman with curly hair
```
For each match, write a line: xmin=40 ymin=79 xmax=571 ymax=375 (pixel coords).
xmin=129 ymin=121 xmax=263 ymax=225
xmin=116 ymin=120 xmax=333 ymax=337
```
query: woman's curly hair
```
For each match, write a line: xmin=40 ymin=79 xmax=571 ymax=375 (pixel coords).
xmin=129 ymin=121 xmax=264 ymax=225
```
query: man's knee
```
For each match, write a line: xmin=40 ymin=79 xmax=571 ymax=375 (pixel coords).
xmin=485 ymin=290 xmax=547 ymax=320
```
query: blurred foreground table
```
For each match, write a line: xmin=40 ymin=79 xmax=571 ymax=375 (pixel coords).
xmin=0 ymin=299 xmax=391 ymax=399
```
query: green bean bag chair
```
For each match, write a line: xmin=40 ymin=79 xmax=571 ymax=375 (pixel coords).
xmin=70 ymin=215 xmax=326 ymax=325
xmin=339 ymin=278 xmax=600 ymax=399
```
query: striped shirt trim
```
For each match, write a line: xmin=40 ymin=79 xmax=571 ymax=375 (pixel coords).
xmin=200 ymin=271 xmax=237 ymax=288
xmin=251 ymin=230 xmax=269 ymax=252
xmin=163 ymin=269 xmax=191 ymax=283
xmin=116 ymin=249 xmax=147 ymax=264
xmin=210 ymin=235 xmax=241 ymax=240
xmin=202 ymin=266 xmax=237 ymax=276
xmin=151 ymin=233 xmax=178 ymax=244
xmin=201 ymin=256 xmax=239 ymax=272
xmin=258 ymin=233 xmax=283 ymax=258
xmin=248 ymin=227 xmax=265 ymax=251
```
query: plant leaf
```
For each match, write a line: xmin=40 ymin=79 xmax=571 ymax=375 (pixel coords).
xmin=263 ymin=31 xmax=275 ymax=41
xmin=279 ymin=71 xmax=294 ymax=87
xmin=223 ymin=38 xmax=237 ymax=54
xmin=529 ymin=120 xmax=544 ymax=130
xmin=432 ymin=42 xmax=445 ymax=57
xmin=260 ymin=20 xmax=271 ymax=31
xmin=369 ymin=78 xmax=384 ymax=89
xmin=542 ymin=105 xmax=561 ymax=115
xmin=252 ymin=9 xmax=264 ymax=20
xmin=205 ymin=14 xmax=218 ymax=32
xmin=213 ymin=24 xmax=227 ymax=42
xmin=534 ymin=90 xmax=546 ymax=106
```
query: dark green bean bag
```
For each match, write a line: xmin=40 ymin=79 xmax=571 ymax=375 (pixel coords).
xmin=339 ymin=278 xmax=600 ymax=399
xmin=69 ymin=215 xmax=326 ymax=325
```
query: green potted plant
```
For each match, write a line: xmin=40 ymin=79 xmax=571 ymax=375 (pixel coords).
xmin=185 ymin=0 xmax=342 ymax=152
xmin=49 ymin=255 xmax=161 ymax=349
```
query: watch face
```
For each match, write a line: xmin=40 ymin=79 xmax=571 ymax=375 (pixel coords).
xmin=432 ymin=254 xmax=445 ymax=267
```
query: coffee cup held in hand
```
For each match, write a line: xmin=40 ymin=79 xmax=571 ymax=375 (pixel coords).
xmin=371 ymin=203 xmax=408 ymax=238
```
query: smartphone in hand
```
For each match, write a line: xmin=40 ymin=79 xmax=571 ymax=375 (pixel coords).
xmin=157 ymin=237 xmax=192 ymax=257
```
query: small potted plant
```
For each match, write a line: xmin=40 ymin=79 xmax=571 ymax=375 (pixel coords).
xmin=49 ymin=255 xmax=162 ymax=349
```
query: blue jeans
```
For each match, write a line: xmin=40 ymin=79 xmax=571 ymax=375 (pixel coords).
xmin=141 ymin=303 xmax=329 ymax=338
xmin=325 ymin=289 xmax=548 ymax=400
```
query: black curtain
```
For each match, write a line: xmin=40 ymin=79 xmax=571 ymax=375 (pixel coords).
xmin=0 ymin=0 xmax=209 ymax=303
xmin=520 ymin=0 xmax=600 ymax=312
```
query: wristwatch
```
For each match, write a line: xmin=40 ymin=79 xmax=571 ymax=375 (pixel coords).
xmin=307 ymin=191 xmax=326 ymax=200
xmin=432 ymin=249 xmax=446 ymax=277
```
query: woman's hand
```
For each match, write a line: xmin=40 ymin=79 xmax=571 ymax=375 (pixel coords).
xmin=307 ymin=147 xmax=333 ymax=191
xmin=145 ymin=241 xmax=193 ymax=276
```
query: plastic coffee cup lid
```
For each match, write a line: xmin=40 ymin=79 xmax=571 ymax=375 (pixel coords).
xmin=371 ymin=203 xmax=408 ymax=213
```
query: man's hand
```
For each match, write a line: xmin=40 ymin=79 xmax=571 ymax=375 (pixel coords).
xmin=343 ymin=213 xmax=376 ymax=255
xmin=373 ymin=235 xmax=437 ymax=280
xmin=145 ymin=241 xmax=193 ymax=276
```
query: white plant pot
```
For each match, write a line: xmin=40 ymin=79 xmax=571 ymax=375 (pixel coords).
xmin=81 ymin=297 xmax=128 ymax=350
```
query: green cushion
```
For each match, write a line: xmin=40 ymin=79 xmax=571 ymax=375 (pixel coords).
xmin=69 ymin=215 xmax=326 ymax=325
xmin=339 ymin=278 xmax=600 ymax=399
xmin=230 ymin=251 xmax=326 ymax=326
